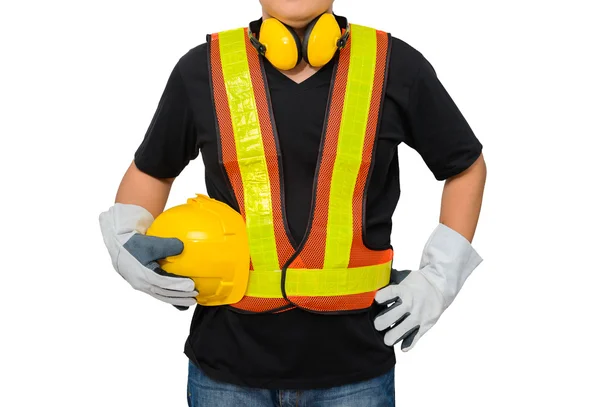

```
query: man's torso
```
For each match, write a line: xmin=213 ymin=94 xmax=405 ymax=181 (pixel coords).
xmin=134 ymin=32 xmax=482 ymax=389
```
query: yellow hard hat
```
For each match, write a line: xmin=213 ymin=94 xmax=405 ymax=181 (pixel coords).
xmin=146 ymin=194 xmax=250 ymax=306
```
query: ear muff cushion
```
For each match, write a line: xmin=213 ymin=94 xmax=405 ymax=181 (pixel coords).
xmin=303 ymin=13 xmax=342 ymax=68
xmin=260 ymin=18 xmax=302 ymax=70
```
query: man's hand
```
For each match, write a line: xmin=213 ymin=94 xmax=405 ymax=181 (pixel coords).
xmin=99 ymin=203 xmax=198 ymax=308
xmin=374 ymin=224 xmax=482 ymax=351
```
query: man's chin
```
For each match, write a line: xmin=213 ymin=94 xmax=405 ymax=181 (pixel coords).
xmin=272 ymin=14 xmax=318 ymax=28
xmin=269 ymin=7 xmax=330 ymax=29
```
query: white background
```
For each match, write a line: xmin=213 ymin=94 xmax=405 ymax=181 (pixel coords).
xmin=1 ymin=0 xmax=599 ymax=406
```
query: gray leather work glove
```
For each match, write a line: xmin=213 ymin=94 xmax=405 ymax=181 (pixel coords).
xmin=99 ymin=203 xmax=198 ymax=310
xmin=374 ymin=223 xmax=482 ymax=351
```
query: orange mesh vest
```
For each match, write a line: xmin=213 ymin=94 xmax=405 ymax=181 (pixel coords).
xmin=208 ymin=24 xmax=393 ymax=313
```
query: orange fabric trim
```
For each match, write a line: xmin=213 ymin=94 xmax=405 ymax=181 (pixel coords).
xmin=349 ymin=31 xmax=393 ymax=268
xmin=210 ymin=33 xmax=255 ymax=277
xmin=232 ymin=296 xmax=292 ymax=313
xmin=288 ymin=290 xmax=378 ymax=313
xmin=288 ymin=37 xmax=351 ymax=270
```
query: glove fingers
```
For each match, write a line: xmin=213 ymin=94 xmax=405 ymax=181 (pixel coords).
xmin=150 ymin=285 xmax=199 ymax=298
xmin=148 ymin=292 xmax=197 ymax=307
xmin=144 ymin=265 xmax=196 ymax=292
xmin=400 ymin=327 xmax=421 ymax=352
xmin=374 ymin=285 xmax=398 ymax=304
xmin=374 ymin=300 xmax=410 ymax=331
xmin=384 ymin=317 xmax=419 ymax=347
xmin=150 ymin=263 xmax=190 ymax=279
xmin=374 ymin=282 xmax=412 ymax=328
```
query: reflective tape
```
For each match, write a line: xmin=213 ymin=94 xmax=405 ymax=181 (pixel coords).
xmin=218 ymin=28 xmax=280 ymax=273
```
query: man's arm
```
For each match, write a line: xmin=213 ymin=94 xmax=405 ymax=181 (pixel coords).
xmin=374 ymin=154 xmax=485 ymax=350
xmin=98 ymin=59 xmax=199 ymax=308
xmin=439 ymin=153 xmax=486 ymax=242
xmin=115 ymin=161 xmax=175 ymax=218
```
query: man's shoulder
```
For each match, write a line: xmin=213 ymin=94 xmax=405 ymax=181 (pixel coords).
xmin=178 ymin=43 xmax=208 ymax=69
xmin=351 ymin=23 xmax=426 ymax=74
xmin=385 ymin=36 xmax=434 ymax=87
xmin=174 ymin=43 xmax=210 ymax=84
xmin=176 ymin=25 xmax=245 ymax=68
xmin=388 ymin=36 xmax=425 ymax=66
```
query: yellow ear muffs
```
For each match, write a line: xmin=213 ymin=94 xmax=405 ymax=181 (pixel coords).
xmin=302 ymin=13 xmax=343 ymax=68
xmin=248 ymin=14 xmax=349 ymax=70
xmin=258 ymin=18 xmax=302 ymax=71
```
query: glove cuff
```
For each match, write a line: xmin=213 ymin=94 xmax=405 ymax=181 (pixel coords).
xmin=419 ymin=223 xmax=483 ymax=308
xmin=101 ymin=203 xmax=155 ymax=241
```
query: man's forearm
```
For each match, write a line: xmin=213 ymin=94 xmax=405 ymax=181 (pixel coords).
xmin=115 ymin=161 xmax=174 ymax=218
xmin=439 ymin=153 xmax=486 ymax=242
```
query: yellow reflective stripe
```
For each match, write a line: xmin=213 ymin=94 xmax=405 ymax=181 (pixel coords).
xmin=245 ymin=270 xmax=284 ymax=297
xmin=218 ymin=29 xmax=280 ymax=273
xmin=324 ymin=25 xmax=377 ymax=269
xmin=246 ymin=263 xmax=391 ymax=297
xmin=285 ymin=261 xmax=392 ymax=296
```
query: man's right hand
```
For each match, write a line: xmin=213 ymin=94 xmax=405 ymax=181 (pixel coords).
xmin=99 ymin=203 xmax=198 ymax=308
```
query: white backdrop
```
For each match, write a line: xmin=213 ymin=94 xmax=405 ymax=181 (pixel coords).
xmin=1 ymin=0 xmax=598 ymax=406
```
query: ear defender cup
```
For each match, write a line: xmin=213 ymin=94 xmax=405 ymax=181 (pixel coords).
xmin=259 ymin=18 xmax=302 ymax=71
xmin=302 ymin=13 xmax=342 ymax=68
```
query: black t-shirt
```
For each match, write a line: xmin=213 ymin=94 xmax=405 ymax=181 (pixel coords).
xmin=134 ymin=35 xmax=482 ymax=390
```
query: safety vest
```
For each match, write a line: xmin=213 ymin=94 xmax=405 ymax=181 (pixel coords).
xmin=208 ymin=23 xmax=393 ymax=313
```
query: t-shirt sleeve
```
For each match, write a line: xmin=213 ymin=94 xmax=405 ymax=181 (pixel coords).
xmin=134 ymin=62 xmax=199 ymax=179
xmin=404 ymin=55 xmax=482 ymax=180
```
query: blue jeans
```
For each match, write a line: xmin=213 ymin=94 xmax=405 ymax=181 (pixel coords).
xmin=187 ymin=362 xmax=395 ymax=407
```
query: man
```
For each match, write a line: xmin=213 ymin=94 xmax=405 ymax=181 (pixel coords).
xmin=99 ymin=0 xmax=486 ymax=405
